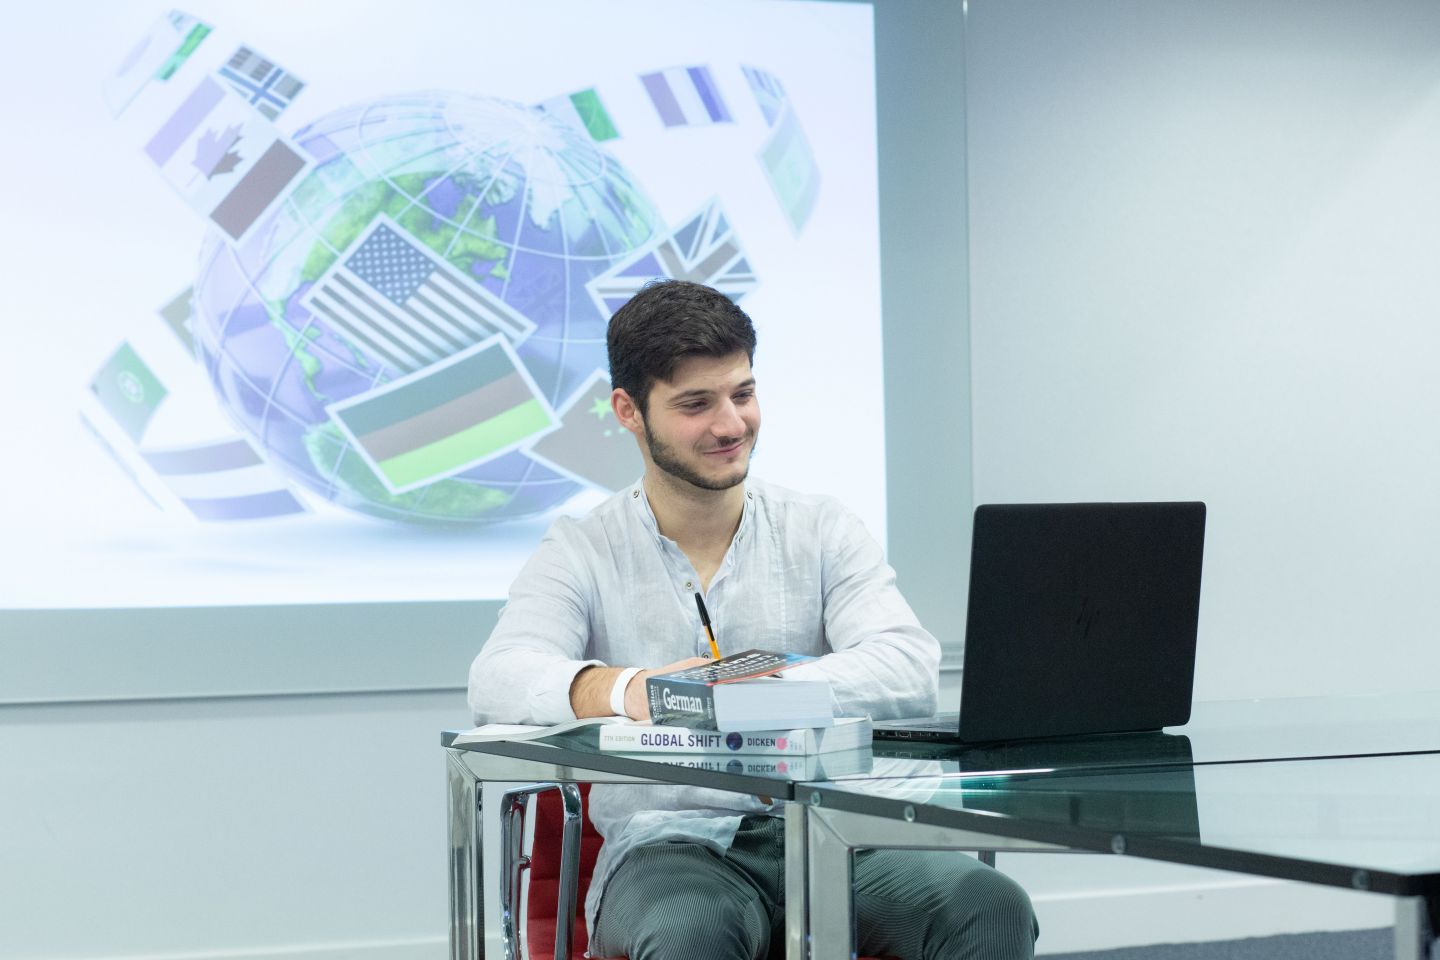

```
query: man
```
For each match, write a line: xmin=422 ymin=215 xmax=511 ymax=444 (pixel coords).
xmin=469 ymin=280 xmax=1036 ymax=959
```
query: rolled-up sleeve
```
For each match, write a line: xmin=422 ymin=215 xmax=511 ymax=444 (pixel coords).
xmin=467 ymin=519 xmax=604 ymax=724
xmin=782 ymin=506 xmax=941 ymax=721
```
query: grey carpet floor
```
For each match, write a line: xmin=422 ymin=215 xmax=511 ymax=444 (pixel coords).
xmin=1047 ymin=927 xmax=1390 ymax=960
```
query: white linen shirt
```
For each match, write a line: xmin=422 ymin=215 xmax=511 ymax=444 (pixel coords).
xmin=467 ymin=477 xmax=940 ymax=936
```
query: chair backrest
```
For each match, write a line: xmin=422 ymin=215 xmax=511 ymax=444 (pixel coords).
xmin=528 ymin=783 xmax=603 ymax=959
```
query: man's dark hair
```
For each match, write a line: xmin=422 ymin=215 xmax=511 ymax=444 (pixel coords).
xmin=606 ymin=279 xmax=757 ymax=416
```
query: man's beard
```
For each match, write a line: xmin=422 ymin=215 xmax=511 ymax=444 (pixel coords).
xmin=645 ymin=428 xmax=756 ymax=492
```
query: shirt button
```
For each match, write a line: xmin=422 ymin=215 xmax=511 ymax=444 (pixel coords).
xmin=632 ymin=490 xmax=640 ymax=498
xmin=684 ymin=580 xmax=693 ymax=590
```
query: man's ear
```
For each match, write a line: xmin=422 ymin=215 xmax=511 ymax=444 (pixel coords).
xmin=611 ymin=387 xmax=645 ymax=438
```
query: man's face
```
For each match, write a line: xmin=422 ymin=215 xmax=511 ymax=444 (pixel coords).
xmin=638 ymin=351 xmax=760 ymax=492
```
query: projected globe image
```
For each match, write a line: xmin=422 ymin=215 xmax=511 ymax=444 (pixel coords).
xmin=193 ymin=93 xmax=661 ymax=524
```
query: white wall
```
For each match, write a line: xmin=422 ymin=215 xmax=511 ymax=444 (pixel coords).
xmin=965 ymin=0 xmax=1440 ymax=949
xmin=967 ymin=0 xmax=1440 ymax=702
xmin=0 ymin=692 xmax=461 ymax=960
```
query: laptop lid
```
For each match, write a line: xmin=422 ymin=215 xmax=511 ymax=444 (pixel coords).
xmin=957 ymin=501 xmax=1206 ymax=742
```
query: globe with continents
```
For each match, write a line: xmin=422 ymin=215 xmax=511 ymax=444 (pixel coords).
xmin=192 ymin=92 xmax=661 ymax=524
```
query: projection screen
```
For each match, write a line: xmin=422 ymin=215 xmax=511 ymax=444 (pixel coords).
xmin=0 ymin=0 xmax=969 ymax=701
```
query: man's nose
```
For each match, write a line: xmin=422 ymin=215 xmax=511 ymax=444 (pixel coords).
xmin=712 ymin=399 xmax=746 ymax=437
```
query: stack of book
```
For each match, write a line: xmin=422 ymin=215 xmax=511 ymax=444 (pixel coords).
xmin=456 ymin=650 xmax=872 ymax=757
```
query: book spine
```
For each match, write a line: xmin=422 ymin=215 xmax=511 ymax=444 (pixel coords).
xmin=599 ymin=725 xmax=808 ymax=755
xmin=645 ymin=675 xmax=718 ymax=729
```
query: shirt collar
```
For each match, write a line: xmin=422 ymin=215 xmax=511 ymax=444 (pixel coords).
xmin=629 ymin=479 xmax=755 ymax=546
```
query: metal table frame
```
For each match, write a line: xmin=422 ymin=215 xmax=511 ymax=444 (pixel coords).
xmin=447 ymin=746 xmax=649 ymax=960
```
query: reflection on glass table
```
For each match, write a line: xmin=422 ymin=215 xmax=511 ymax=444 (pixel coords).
xmin=872 ymin=689 xmax=1440 ymax=770
xmin=1177 ymin=690 xmax=1440 ymax=763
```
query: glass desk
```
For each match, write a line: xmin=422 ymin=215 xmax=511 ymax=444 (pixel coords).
xmin=796 ymin=753 xmax=1440 ymax=960
xmin=445 ymin=691 xmax=1440 ymax=959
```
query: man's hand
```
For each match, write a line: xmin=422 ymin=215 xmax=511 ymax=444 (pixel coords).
xmin=625 ymin=657 xmax=711 ymax=719
xmin=570 ymin=656 xmax=712 ymax=720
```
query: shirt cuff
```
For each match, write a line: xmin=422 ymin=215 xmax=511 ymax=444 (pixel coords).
xmin=531 ymin=657 xmax=605 ymax=723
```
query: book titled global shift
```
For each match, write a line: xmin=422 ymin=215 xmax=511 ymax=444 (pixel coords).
xmin=599 ymin=716 xmax=870 ymax=755
xmin=644 ymin=648 xmax=834 ymax=732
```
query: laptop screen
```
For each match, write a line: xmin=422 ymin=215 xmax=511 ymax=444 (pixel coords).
xmin=955 ymin=501 xmax=1206 ymax=743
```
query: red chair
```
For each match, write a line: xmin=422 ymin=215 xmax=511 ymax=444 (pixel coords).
xmin=527 ymin=783 xmax=602 ymax=959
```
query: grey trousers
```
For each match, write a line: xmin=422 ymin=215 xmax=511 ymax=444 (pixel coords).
xmin=589 ymin=815 xmax=1037 ymax=960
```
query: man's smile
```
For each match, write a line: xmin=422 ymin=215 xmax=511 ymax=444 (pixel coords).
xmin=704 ymin=439 xmax=747 ymax=458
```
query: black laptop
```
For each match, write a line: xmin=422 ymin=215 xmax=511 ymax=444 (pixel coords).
xmin=873 ymin=501 xmax=1206 ymax=744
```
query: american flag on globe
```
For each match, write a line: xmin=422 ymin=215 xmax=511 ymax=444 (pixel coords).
xmin=303 ymin=215 xmax=535 ymax=374
xmin=586 ymin=198 xmax=758 ymax=317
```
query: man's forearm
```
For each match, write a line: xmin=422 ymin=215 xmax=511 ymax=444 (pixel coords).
xmin=570 ymin=664 xmax=630 ymax=718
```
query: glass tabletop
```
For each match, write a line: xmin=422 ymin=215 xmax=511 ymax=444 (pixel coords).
xmin=799 ymin=752 xmax=1440 ymax=893
xmin=444 ymin=689 xmax=1440 ymax=796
